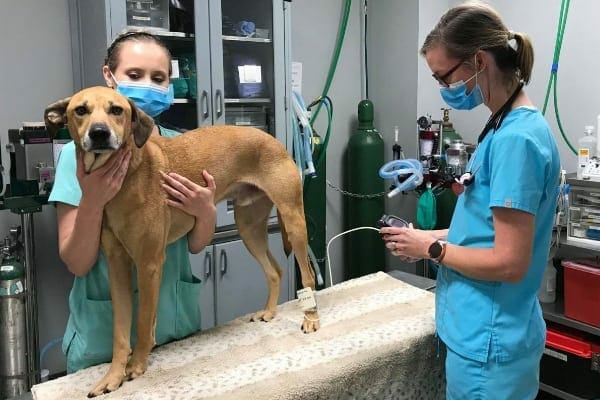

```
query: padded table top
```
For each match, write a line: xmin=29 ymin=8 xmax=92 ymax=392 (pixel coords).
xmin=32 ymin=271 xmax=444 ymax=399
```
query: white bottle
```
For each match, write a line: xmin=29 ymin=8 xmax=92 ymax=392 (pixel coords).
xmin=538 ymin=260 xmax=556 ymax=303
xmin=577 ymin=125 xmax=597 ymax=179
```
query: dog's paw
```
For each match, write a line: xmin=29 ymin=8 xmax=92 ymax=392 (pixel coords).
xmin=125 ymin=355 xmax=148 ymax=379
xmin=87 ymin=370 xmax=126 ymax=397
xmin=250 ymin=309 xmax=276 ymax=322
xmin=301 ymin=310 xmax=320 ymax=333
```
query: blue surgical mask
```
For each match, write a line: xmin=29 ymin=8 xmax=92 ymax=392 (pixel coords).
xmin=439 ymin=68 xmax=484 ymax=110
xmin=111 ymin=73 xmax=174 ymax=117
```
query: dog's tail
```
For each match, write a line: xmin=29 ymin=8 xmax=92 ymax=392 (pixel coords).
xmin=277 ymin=210 xmax=293 ymax=257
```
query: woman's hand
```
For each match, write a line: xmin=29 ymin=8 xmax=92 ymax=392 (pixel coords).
xmin=77 ymin=148 xmax=131 ymax=209
xmin=160 ymin=170 xmax=217 ymax=217
xmin=380 ymin=223 xmax=436 ymax=261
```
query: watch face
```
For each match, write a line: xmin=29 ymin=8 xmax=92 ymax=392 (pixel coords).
xmin=429 ymin=241 xmax=443 ymax=259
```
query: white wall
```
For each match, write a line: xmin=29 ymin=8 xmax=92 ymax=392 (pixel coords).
xmin=290 ymin=0 xmax=364 ymax=285
xmin=0 ymin=0 xmax=74 ymax=375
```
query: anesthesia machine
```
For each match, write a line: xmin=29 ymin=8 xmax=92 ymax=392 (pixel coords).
xmin=0 ymin=122 xmax=68 ymax=397
xmin=379 ymin=109 xmax=475 ymax=230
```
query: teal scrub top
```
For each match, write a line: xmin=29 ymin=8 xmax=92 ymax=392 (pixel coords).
xmin=438 ymin=107 xmax=560 ymax=363
xmin=48 ymin=126 xmax=201 ymax=373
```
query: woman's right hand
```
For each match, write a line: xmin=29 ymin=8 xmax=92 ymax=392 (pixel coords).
xmin=76 ymin=148 xmax=132 ymax=209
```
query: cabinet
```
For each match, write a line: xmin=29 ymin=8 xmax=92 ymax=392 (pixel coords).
xmin=565 ymin=176 xmax=600 ymax=251
xmin=69 ymin=0 xmax=290 ymax=227
xmin=68 ymin=0 xmax=295 ymax=327
xmin=541 ymin=176 xmax=600 ymax=400
xmin=190 ymin=230 xmax=293 ymax=330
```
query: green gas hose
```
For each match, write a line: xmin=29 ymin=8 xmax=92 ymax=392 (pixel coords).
xmin=542 ymin=0 xmax=576 ymax=154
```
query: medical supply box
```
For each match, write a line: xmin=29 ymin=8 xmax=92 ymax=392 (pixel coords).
xmin=540 ymin=324 xmax=600 ymax=398
xmin=562 ymin=259 xmax=600 ymax=328
xmin=567 ymin=176 xmax=600 ymax=245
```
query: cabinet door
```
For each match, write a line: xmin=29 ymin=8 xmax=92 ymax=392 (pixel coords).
xmin=210 ymin=0 xmax=286 ymax=228
xmin=214 ymin=232 xmax=290 ymax=325
xmin=189 ymin=248 xmax=216 ymax=330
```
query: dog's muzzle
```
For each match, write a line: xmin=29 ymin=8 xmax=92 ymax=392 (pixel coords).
xmin=83 ymin=123 xmax=120 ymax=153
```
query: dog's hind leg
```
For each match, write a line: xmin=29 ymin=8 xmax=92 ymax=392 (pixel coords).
xmin=234 ymin=195 xmax=282 ymax=322
xmin=276 ymin=202 xmax=320 ymax=333
xmin=88 ymin=229 xmax=134 ymax=397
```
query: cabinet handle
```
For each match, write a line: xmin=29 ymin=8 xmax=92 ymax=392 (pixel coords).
xmin=201 ymin=90 xmax=209 ymax=120
xmin=204 ymin=251 xmax=212 ymax=278
xmin=215 ymin=89 xmax=223 ymax=118
xmin=219 ymin=249 xmax=228 ymax=275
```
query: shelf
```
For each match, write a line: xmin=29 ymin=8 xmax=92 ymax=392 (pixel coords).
xmin=561 ymin=236 xmax=600 ymax=252
xmin=127 ymin=28 xmax=195 ymax=39
xmin=224 ymin=98 xmax=272 ymax=104
xmin=541 ymin=298 xmax=600 ymax=337
xmin=173 ymin=98 xmax=195 ymax=104
xmin=539 ymin=383 xmax=586 ymax=400
xmin=222 ymin=35 xmax=272 ymax=43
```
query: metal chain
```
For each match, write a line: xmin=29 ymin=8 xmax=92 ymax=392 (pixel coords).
xmin=325 ymin=179 xmax=387 ymax=198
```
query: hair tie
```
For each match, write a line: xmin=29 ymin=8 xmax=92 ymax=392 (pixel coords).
xmin=507 ymin=31 xmax=518 ymax=51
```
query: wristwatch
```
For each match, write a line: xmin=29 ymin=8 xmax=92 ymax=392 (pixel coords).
xmin=428 ymin=240 xmax=447 ymax=264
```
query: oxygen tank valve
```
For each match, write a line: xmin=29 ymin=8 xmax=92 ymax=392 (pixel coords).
xmin=1 ymin=237 xmax=14 ymax=260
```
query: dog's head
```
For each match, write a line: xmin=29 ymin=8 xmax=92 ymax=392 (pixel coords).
xmin=44 ymin=86 xmax=154 ymax=172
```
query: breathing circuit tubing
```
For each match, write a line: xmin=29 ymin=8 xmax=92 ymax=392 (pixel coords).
xmin=378 ymin=159 xmax=424 ymax=198
xmin=542 ymin=0 xmax=575 ymax=155
xmin=291 ymin=0 xmax=350 ymax=176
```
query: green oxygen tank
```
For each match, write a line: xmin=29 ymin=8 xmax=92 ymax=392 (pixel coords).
xmin=301 ymin=133 xmax=326 ymax=290
xmin=436 ymin=108 xmax=462 ymax=229
xmin=345 ymin=100 xmax=385 ymax=280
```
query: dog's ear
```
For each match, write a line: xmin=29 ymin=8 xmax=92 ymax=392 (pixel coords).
xmin=44 ymin=97 xmax=71 ymax=139
xmin=127 ymin=98 xmax=154 ymax=148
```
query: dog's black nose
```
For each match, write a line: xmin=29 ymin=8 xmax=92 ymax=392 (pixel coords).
xmin=88 ymin=124 xmax=110 ymax=150
xmin=88 ymin=124 xmax=111 ymax=143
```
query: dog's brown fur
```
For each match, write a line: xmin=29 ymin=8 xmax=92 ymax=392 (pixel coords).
xmin=45 ymin=86 xmax=319 ymax=396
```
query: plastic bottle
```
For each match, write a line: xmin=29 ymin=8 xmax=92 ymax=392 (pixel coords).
xmin=538 ymin=259 xmax=557 ymax=303
xmin=577 ymin=125 xmax=597 ymax=179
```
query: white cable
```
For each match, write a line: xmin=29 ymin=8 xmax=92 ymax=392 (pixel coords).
xmin=325 ymin=226 xmax=381 ymax=287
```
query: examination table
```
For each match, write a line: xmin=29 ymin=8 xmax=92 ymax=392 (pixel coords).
xmin=26 ymin=270 xmax=443 ymax=399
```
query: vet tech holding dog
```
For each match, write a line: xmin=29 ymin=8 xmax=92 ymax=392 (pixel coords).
xmin=380 ymin=3 xmax=560 ymax=399
xmin=48 ymin=31 xmax=217 ymax=373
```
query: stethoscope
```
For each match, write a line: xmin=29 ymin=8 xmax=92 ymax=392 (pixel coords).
xmin=455 ymin=82 xmax=524 ymax=188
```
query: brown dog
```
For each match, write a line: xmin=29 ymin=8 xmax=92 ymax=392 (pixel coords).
xmin=44 ymin=86 xmax=319 ymax=396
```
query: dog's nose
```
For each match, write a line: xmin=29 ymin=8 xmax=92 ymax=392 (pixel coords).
xmin=89 ymin=124 xmax=111 ymax=143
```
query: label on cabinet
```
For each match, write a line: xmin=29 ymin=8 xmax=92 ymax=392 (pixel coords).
xmin=544 ymin=347 xmax=567 ymax=362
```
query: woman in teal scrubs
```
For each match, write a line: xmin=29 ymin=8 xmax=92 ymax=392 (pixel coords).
xmin=49 ymin=31 xmax=217 ymax=373
xmin=380 ymin=3 xmax=560 ymax=399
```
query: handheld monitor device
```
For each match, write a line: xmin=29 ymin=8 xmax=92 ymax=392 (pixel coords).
xmin=377 ymin=214 xmax=409 ymax=228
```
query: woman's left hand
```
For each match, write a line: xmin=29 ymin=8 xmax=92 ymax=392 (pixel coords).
xmin=160 ymin=170 xmax=217 ymax=217
xmin=380 ymin=223 xmax=435 ymax=260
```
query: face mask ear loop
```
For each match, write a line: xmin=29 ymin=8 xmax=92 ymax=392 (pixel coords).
xmin=109 ymin=71 xmax=119 ymax=89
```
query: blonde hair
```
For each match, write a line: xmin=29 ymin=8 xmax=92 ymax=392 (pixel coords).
xmin=420 ymin=2 xmax=534 ymax=85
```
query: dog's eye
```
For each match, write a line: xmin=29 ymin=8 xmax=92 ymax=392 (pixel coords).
xmin=74 ymin=106 xmax=88 ymax=116
xmin=109 ymin=106 xmax=124 ymax=116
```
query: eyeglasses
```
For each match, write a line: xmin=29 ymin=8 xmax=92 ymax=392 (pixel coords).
xmin=432 ymin=60 xmax=464 ymax=88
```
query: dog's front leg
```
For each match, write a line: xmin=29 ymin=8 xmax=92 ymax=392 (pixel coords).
xmin=88 ymin=230 xmax=134 ymax=397
xmin=126 ymin=249 xmax=165 ymax=379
